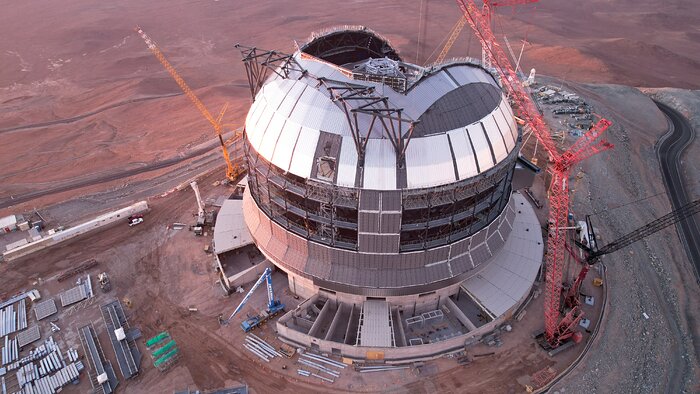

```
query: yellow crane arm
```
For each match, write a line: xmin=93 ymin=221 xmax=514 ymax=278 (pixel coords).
xmin=135 ymin=26 xmax=238 ymax=181
xmin=435 ymin=16 xmax=468 ymax=64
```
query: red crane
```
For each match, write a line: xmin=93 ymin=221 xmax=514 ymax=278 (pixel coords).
xmin=455 ymin=0 xmax=614 ymax=348
xmin=480 ymin=0 xmax=538 ymax=67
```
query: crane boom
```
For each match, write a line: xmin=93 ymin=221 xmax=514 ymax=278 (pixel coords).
xmin=587 ymin=198 xmax=700 ymax=261
xmin=226 ymin=267 xmax=273 ymax=322
xmin=135 ymin=27 xmax=239 ymax=182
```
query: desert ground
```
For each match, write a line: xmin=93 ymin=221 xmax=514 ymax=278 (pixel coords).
xmin=0 ymin=1 xmax=699 ymax=393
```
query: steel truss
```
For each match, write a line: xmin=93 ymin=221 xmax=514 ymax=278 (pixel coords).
xmin=317 ymin=77 xmax=418 ymax=168
xmin=235 ymin=45 xmax=307 ymax=98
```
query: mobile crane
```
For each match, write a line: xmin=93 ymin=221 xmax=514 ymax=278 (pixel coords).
xmin=563 ymin=198 xmax=700 ymax=312
xmin=223 ymin=267 xmax=285 ymax=332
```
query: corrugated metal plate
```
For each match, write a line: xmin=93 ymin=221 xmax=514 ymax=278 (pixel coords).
xmin=363 ymin=139 xmax=396 ymax=190
xmin=444 ymin=66 xmax=481 ymax=86
xmin=404 ymin=78 xmax=443 ymax=119
xmin=288 ymin=126 xmax=320 ymax=178
xmin=270 ymin=122 xmax=302 ymax=172
xmin=276 ymin=81 xmax=308 ymax=117
xmin=296 ymin=55 xmax=353 ymax=82
xmin=405 ymin=134 xmax=456 ymax=188
xmin=466 ymin=123 xmax=495 ymax=173
xmin=248 ymin=106 xmax=274 ymax=152
xmin=492 ymin=103 xmax=517 ymax=150
xmin=498 ymin=100 xmax=518 ymax=142
xmin=447 ymin=128 xmax=479 ymax=179
xmin=261 ymin=78 xmax=296 ymax=111
xmin=245 ymin=96 xmax=266 ymax=129
xmin=424 ymin=70 xmax=458 ymax=94
xmin=258 ymin=113 xmax=286 ymax=159
xmin=336 ymin=137 xmax=358 ymax=187
xmin=481 ymin=113 xmax=509 ymax=162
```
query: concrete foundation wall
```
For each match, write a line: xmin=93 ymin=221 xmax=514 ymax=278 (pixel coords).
xmin=218 ymin=257 xmax=272 ymax=291
xmin=276 ymin=281 xmax=537 ymax=363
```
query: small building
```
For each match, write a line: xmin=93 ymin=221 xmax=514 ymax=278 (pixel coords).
xmin=213 ymin=199 xmax=270 ymax=292
xmin=0 ymin=215 xmax=18 ymax=234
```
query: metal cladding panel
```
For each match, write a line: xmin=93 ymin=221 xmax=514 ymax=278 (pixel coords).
xmin=404 ymin=78 xmax=443 ymax=119
xmin=482 ymin=113 xmax=509 ymax=162
xmin=493 ymin=104 xmax=517 ymax=150
xmin=255 ymin=215 xmax=273 ymax=248
xmin=258 ymin=113 xmax=286 ymax=159
xmin=445 ymin=66 xmax=482 ymax=86
xmin=498 ymin=100 xmax=518 ymax=142
xmin=470 ymin=243 xmax=493 ymax=266
xmin=359 ymin=190 xmax=381 ymax=210
xmin=447 ymin=128 xmax=479 ymax=179
xmin=276 ymin=81 xmax=308 ymax=117
xmin=475 ymin=70 xmax=495 ymax=85
xmin=285 ymin=87 xmax=341 ymax=133
xmin=470 ymin=226 xmax=488 ymax=247
xmin=249 ymin=106 xmax=274 ymax=153
xmin=363 ymin=139 xmax=396 ymax=190
xmin=450 ymin=236 xmax=471 ymax=257
xmin=336 ymin=136 xmax=358 ymax=187
xmin=405 ymin=134 xmax=456 ymax=188
xmin=359 ymin=212 xmax=380 ymax=233
xmin=245 ymin=97 xmax=266 ymax=130
xmin=452 ymin=254 xmax=473 ymax=272
xmin=467 ymin=122 xmax=495 ymax=173
xmin=428 ymin=245 xmax=450 ymax=263
xmin=296 ymin=55 xmax=353 ymax=82
xmin=487 ymin=219 xmax=501 ymax=239
xmin=380 ymin=213 xmax=401 ymax=234
xmin=424 ymin=70 xmax=458 ymax=94
xmin=487 ymin=230 xmax=505 ymax=253
xmin=260 ymin=79 xmax=296 ymax=111
xmin=288 ymin=126 xmax=320 ymax=178
xmin=267 ymin=225 xmax=289 ymax=258
xmin=381 ymin=190 xmax=402 ymax=212
xmin=401 ymin=252 xmax=424 ymax=269
xmin=270 ymin=123 xmax=302 ymax=172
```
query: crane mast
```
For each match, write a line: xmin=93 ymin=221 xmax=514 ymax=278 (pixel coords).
xmin=434 ymin=0 xmax=537 ymax=65
xmin=135 ymin=27 xmax=240 ymax=182
xmin=455 ymin=0 xmax=613 ymax=348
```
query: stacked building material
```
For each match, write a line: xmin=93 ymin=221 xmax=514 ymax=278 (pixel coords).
xmin=78 ymin=324 xmax=118 ymax=394
xmin=0 ymin=299 xmax=28 ymax=338
xmin=1 ymin=337 xmax=18 ymax=366
xmin=33 ymin=300 xmax=57 ymax=322
xmin=100 ymin=300 xmax=141 ymax=379
xmin=16 ymin=326 xmax=40 ymax=348
xmin=146 ymin=332 xmax=179 ymax=371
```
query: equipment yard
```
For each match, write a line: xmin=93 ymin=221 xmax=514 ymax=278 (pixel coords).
xmin=1 ymin=1 xmax=699 ymax=393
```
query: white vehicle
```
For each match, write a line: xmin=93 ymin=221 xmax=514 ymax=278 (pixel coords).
xmin=128 ymin=217 xmax=144 ymax=227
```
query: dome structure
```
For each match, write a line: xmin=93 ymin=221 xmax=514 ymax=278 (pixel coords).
xmin=240 ymin=27 xmax=524 ymax=298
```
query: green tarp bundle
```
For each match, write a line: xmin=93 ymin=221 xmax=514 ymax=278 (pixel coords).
xmin=152 ymin=340 xmax=177 ymax=357
xmin=146 ymin=331 xmax=169 ymax=348
xmin=154 ymin=348 xmax=179 ymax=367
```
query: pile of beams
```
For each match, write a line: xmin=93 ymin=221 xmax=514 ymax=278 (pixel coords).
xmin=295 ymin=352 xmax=346 ymax=384
xmin=1 ymin=337 xmax=19 ymax=366
xmin=243 ymin=334 xmax=283 ymax=363
xmin=0 ymin=299 xmax=28 ymax=337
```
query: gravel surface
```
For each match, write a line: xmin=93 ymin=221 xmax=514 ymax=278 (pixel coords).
xmin=549 ymin=83 xmax=700 ymax=393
